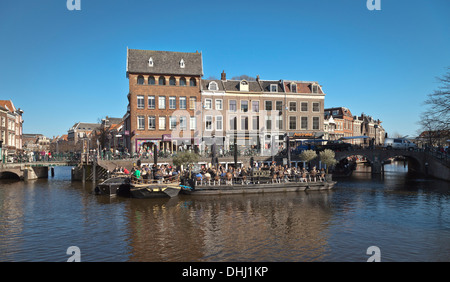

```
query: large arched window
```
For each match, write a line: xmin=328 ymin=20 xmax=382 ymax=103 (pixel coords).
xmin=148 ymin=76 xmax=156 ymax=85
xmin=190 ymin=77 xmax=197 ymax=87
xmin=137 ymin=75 xmax=144 ymax=85
xmin=169 ymin=76 xmax=176 ymax=86
xmin=159 ymin=76 xmax=166 ymax=85
xmin=179 ymin=77 xmax=186 ymax=86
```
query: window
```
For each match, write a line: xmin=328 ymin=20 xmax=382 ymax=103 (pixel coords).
xmin=137 ymin=116 xmax=145 ymax=130
xmin=148 ymin=96 xmax=155 ymax=109
xmin=270 ymin=84 xmax=278 ymax=92
xmin=241 ymin=116 xmax=248 ymax=130
xmin=204 ymin=99 xmax=212 ymax=109
xmin=216 ymin=116 xmax=223 ymax=131
xmin=229 ymin=116 xmax=237 ymax=130
xmin=289 ymin=116 xmax=297 ymax=130
xmin=159 ymin=117 xmax=166 ymax=130
xmin=289 ymin=101 xmax=296 ymax=112
xmin=205 ymin=116 xmax=213 ymax=130
xmin=148 ymin=116 xmax=156 ymax=130
xmin=180 ymin=77 xmax=186 ymax=86
xmin=312 ymin=84 xmax=319 ymax=93
xmin=252 ymin=101 xmax=259 ymax=113
xmin=179 ymin=116 xmax=187 ymax=130
xmin=291 ymin=83 xmax=297 ymax=93
xmin=159 ymin=76 xmax=166 ymax=85
xmin=229 ymin=100 xmax=237 ymax=112
xmin=301 ymin=102 xmax=308 ymax=112
xmin=189 ymin=97 xmax=196 ymax=110
xmin=265 ymin=101 xmax=272 ymax=111
xmin=169 ymin=116 xmax=177 ymax=130
xmin=159 ymin=96 xmax=166 ymax=109
xmin=208 ymin=81 xmax=218 ymax=91
xmin=148 ymin=76 xmax=156 ymax=85
xmin=276 ymin=101 xmax=283 ymax=111
xmin=301 ymin=117 xmax=308 ymax=130
xmin=313 ymin=102 xmax=320 ymax=112
xmin=169 ymin=97 xmax=176 ymax=109
xmin=180 ymin=59 xmax=185 ymax=68
xmin=241 ymin=100 xmax=248 ymax=113
xmin=180 ymin=97 xmax=187 ymax=109
xmin=252 ymin=116 xmax=259 ymax=130
xmin=137 ymin=75 xmax=144 ymax=85
xmin=215 ymin=99 xmax=223 ymax=110
xmin=266 ymin=116 xmax=272 ymax=130
xmin=137 ymin=95 xmax=145 ymax=109
xmin=148 ymin=57 xmax=154 ymax=67
xmin=313 ymin=117 xmax=320 ymax=130
xmin=169 ymin=76 xmax=176 ymax=86
xmin=190 ymin=116 xmax=196 ymax=130
xmin=276 ymin=116 xmax=283 ymax=130
xmin=190 ymin=78 xmax=197 ymax=87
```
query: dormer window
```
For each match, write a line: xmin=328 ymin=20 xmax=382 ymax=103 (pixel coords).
xmin=148 ymin=57 xmax=154 ymax=67
xmin=291 ymin=83 xmax=297 ymax=93
xmin=270 ymin=84 xmax=278 ymax=92
xmin=312 ymin=84 xmax=319 ymax=93
xmin=180 ymin=59 xmax=185 ymax=68
xmin=208 ymin=81 xmax=218 ymax=91
xmin=239 ymin=80 xmax=249 ymax=92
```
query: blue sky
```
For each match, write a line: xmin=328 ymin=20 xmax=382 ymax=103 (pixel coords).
xmin=0 ymin=0 xmax=449 ymax=138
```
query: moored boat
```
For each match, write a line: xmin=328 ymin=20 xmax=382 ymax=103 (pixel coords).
xmin=180 ymin=170 xmax=336 ymax=196
xmin=95 ymin=175 xmax=130 ymax=196
xmin=129 ymin=182 xmax=181 ymax=198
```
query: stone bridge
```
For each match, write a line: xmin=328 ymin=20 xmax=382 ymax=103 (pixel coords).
xmin=0 ymin=161 xmax=78 ymax=180
xmin=334 ymin=149 xmax=450 ymax=181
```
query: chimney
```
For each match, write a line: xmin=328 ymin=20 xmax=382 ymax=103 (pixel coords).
xmin=221 ymin=70 xmax=226 ymax=81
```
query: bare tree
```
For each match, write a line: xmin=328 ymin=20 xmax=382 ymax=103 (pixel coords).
xmin=423 ymin=67 xmax=450 ymax=132
xmin=231 ymin=75 xmax=256 ymax=81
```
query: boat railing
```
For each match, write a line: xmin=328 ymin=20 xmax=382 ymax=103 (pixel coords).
xmin=130 ymin=174 xmax=180 ymax=185
xmin=193 ymin=173 xmax=327 ymax=186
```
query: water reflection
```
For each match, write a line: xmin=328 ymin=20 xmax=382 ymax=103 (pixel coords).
xmin=0 ymin=164 xmax=449 ymax=262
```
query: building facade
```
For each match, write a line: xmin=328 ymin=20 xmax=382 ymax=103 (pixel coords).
xmin=200 ymin=73 xmax=326 ymax=155
xmin=0 ymin=100 xmax=24 ymax=161
xmin=123 ymin=49 xmax=326 ymax=155
xmin=124 ymin=49 xmax=203 ymax=154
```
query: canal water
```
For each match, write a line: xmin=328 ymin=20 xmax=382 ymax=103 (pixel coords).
xmin=0 ymin=162 xmax=449 ymax=262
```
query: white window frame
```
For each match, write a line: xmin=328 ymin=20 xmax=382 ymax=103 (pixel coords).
xmin=208 ymin=81 xmax=218 ymax=91
xmin=190 ymin=116 xmax=196 ymax=130
xmin=148 ymin=96 xmax=155 ymax=109
xmin=215 ymin=99 xmax=223 ymax=110
xmin=216 ymin=115 xmax=223 ymax=131
xmin=137 ymin=116 xmax=145 ymax=130
xmin=241 ymin=100 xmax=249 ymax=113
xmin=148 ymin=116 xmax=156 ymax=130
xmin=204 ymin=98 xmax=212 ymax=110
xmin=270 ymin=84 xmax=278 ymax=92
xmin=159 ymin=117 xmax=166 ymax=130
xmin=180 ymin=96 xmax=187 ymax=110
xmin=159 ymin=96 xmax=166 ymax=109
xmin=137 ymin=95 xmax=145 ymax=109
xmin=205 ymin=115 xmax=213 ymax=131
xmin=169 ymin=96 xmax=176 ymax=109
xmin=169 ymin=116 xmax=177 ymax=130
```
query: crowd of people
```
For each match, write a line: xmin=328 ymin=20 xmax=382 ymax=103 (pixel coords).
xmin=111 ymin=162 xmax=327 ymax=185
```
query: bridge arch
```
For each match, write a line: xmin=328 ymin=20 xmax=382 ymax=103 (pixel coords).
xmin=0 ymin=171 xmax=21 ymax=180
xmin=334 ymin=149 xmax=424 ymax=174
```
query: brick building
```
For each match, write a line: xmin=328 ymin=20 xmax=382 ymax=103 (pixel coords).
xmin=123 ymin=48 xmax=326 ymax=155
xmin=324 ymin=107 xmax=353 ymax=140
xmin=124 ymin=49 xmax=203 ymax=153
